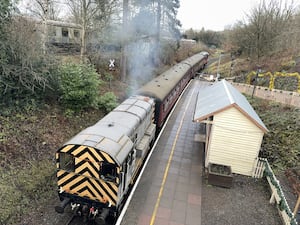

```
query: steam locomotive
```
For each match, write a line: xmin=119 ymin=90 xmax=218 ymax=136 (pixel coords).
xmin=54 ymin=51 xmax=209 ymax=224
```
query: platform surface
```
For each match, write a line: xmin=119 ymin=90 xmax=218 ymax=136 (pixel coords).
xmin=120 ymin=79 xmax=208 ymax=225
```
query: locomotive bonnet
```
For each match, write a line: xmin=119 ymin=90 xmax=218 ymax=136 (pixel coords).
xmin=55 ymin=95 xmax=156 ymax=223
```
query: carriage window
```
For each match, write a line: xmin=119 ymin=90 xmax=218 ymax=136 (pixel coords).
xmin=49 ymin=28 xmax=56 ymax=37
xmin=74 ymin=30 xmax=80 ymax=38
xmin=62 ymin=28 xmax=69 ymax=37
xmin=163 ymin=103 xmax=167 ymax=112
xmin=100 ymin=162 xmax=117 ymax=182
xmin=59 ymin=153 xmax=75 ymax=172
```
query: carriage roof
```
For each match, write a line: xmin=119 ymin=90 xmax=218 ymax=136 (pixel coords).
xmin=136 ymin=52 xmax=208 ymax=101
xmin=136 ymin=63 xmax=191 ymax=101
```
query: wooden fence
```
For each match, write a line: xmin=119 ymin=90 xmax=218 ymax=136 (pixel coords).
xmin=253 ymin=158 xmax=298 ymax=225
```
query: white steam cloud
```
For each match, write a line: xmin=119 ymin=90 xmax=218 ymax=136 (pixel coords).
xmin=125 ymin=7 xmax=159 ymax=91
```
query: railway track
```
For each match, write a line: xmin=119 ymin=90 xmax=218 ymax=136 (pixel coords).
xmin=63 ymin=214 xmax=100 ymax=225
xmin=60 ymin=207 xmax=117 ymax=225
xmin=65 ymin=215 xmax=76 ymax=225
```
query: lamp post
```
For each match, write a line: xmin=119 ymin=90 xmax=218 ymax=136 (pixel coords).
xmin=216 ymin=52 xmax=223 ymax=81
xmin=251 ymin=65 xmax=262 ymax=98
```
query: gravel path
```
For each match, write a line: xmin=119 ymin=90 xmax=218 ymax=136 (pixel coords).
xmin=201 ymin=174 xmax=282 ymax=225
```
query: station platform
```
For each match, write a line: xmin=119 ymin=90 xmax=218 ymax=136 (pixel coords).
xmin=120 ymin=79 xmax=209 ymax=225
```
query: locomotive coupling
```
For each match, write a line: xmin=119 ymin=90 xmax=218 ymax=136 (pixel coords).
xmin=96 ymin=208 xmax=110 ymax=225
xmin=55 ymin=197 xmax=70 ymax=214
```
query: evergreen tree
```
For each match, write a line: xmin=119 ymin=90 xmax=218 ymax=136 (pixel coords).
xmin=160 ymin=0 xmax=181 ymax=39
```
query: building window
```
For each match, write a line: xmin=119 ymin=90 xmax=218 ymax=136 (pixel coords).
xmin=59 ymin=153 xmax=75 ymax=172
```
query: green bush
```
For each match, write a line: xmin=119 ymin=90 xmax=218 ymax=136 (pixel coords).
xmin=98 ymin=92 xmax=118 ymax=113
xmin=247 ymin=96 xmax=300 ymax=169
xmin=58 ymin=63 xmax=102 ymax=110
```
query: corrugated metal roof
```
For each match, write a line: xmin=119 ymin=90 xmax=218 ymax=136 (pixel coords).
xmin=193 ymin=79 xmax=268 ymax=132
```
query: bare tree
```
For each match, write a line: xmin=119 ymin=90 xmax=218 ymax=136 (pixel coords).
xmin=275 ymin=8 xmax=300 ymax=54
xmin=66 ymin=0 xmax=117 ymax=60
xmin=227 ymin=0 xmax=296 ymax=63
xmin=250 ymin=0 xmax=294 ymax=61
xmin=22 ymin=0 xmax=60 ymax=20
xmin=20 ymin=0 xmax=51 ymax=54
xmin=1 ymin=16 xmax=55 ymax=98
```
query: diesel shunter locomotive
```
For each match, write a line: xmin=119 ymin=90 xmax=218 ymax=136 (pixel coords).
xmin=55 ymin=51 xmax=209 ymax=224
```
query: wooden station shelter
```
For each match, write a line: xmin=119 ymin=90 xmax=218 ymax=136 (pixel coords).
xmin=193 ymin=80 xmax=268 ymax=176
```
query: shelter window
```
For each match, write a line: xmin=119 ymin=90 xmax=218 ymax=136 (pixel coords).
xmin=59 ymin=153 xmax=75 ymax=172
xmin=100 ymin=162 xmax=117 ymax=182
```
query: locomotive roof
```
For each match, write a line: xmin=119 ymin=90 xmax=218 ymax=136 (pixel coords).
xmin=136 ymin=52 xmax=208 ymax=101
xmin=62 ymin=96 xmax=154 ymax=165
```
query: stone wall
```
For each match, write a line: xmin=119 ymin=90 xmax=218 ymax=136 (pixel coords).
xmin=230 ymin=82 xmax=300 ymax=108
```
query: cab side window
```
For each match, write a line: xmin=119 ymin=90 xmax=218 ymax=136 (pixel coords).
xmin=128 ymin=150 xmax=135 ymax=165
xmin=100 ymin=162 xmax=117 ymax=182
xmin=59 ymin=153 xmax=75 ymax=172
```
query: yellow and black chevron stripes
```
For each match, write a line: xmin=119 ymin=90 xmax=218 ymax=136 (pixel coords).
xmin=75 ymin=158 xmax=99 ymax=178
xmin=57 ymin=144 xmax=121 ymax=206
xmin=59 ymin=145 xmax=116 ymax=165
xmin=57 ymin=170 xmax=118 ymax=206
xmin=56 ymin=152 xmax=59 ymax=169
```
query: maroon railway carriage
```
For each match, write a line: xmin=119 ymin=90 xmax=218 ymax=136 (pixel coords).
xmin=136 ymin=51 xmax=209 ymax=129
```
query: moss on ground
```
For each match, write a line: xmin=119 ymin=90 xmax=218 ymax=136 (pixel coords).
xmin=0 ymin=105 xmax=103 ymax=224
xmin=247 ymin=96 xmax=300 ymax=170
xmin=0 ymin=161 xmax=55 ymax=224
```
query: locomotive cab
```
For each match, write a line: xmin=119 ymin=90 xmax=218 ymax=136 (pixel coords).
xmin=100 ymin=162 xmax=117 ymax=182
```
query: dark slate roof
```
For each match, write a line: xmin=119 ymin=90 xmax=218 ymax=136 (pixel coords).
xmin=193 ymin=79 xmax=268 ymax=133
